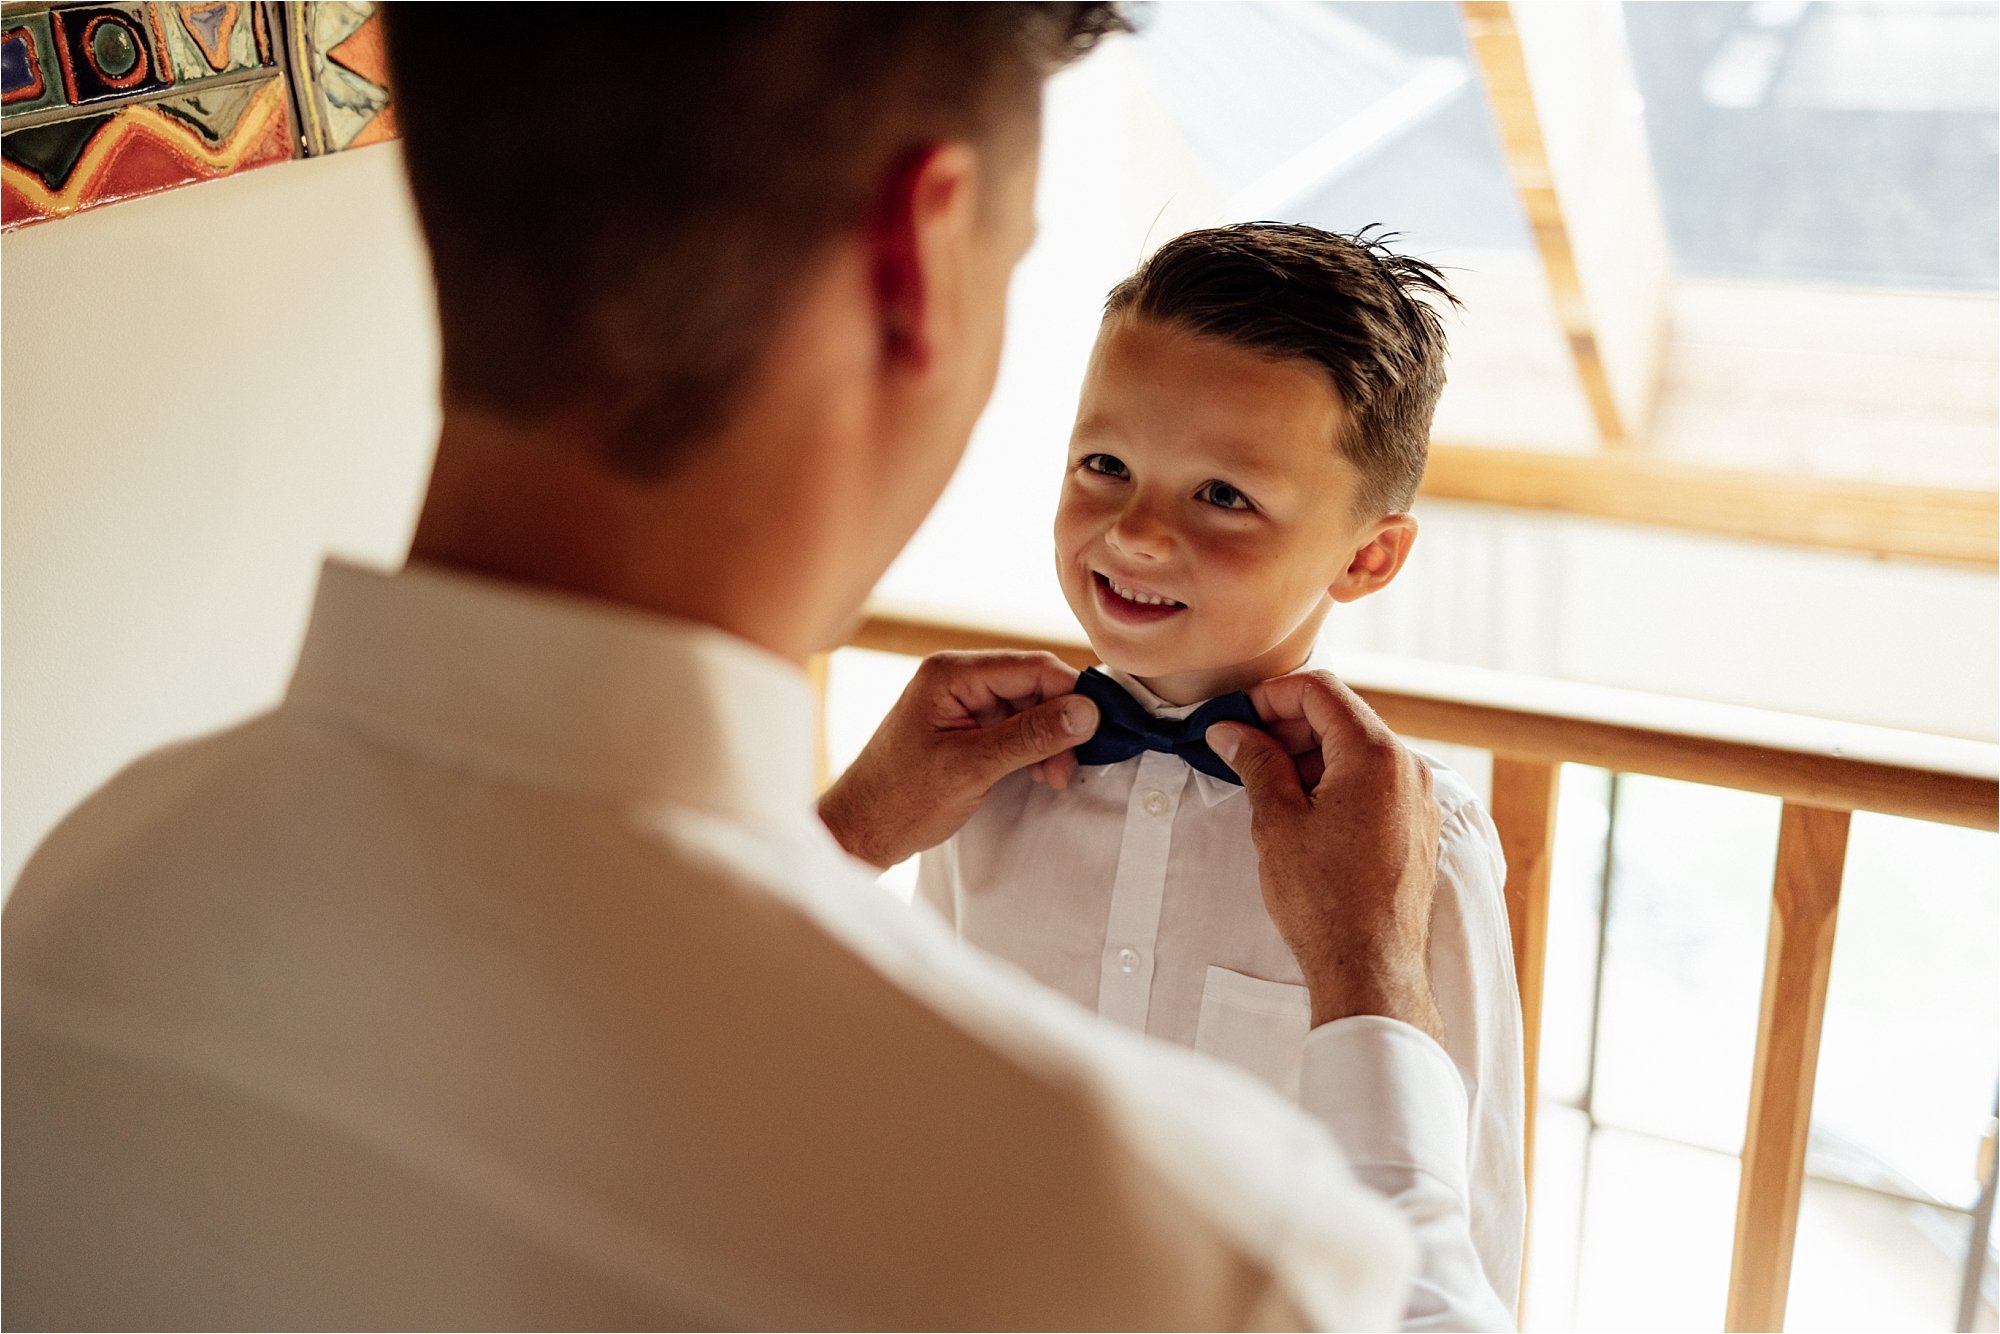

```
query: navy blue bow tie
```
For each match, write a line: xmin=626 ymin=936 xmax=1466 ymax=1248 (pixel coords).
xmin=1070 ymin=667 xmax=1261 ymax=785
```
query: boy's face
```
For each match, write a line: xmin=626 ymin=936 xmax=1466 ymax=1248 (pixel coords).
xmin=1053 ymin=316 xmax=1413 ymax=705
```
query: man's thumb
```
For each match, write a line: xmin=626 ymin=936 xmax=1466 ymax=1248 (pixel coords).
xmin=977 ymin=695 xmax=1098 ymax=777
xmin=1207 ymin=722 xmax=1302 ymax=804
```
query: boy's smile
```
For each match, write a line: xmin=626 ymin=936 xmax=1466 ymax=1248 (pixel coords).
xmin=1054 ymin=315 xmax=1416 ymax=706
xmin=1093 ymin=570 xmax=1186 ymax=618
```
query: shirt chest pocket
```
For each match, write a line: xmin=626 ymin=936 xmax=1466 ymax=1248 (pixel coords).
xmin=1192 ymin=965 xmax=1311 ymax=1101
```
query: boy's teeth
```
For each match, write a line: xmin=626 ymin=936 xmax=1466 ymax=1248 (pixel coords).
xmin=1107 ymin=576 xmax=1181 ymax=607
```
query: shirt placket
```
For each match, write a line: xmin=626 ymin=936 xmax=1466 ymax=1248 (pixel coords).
xmin=1096 ymin=751 xmax=1188 ymax=1035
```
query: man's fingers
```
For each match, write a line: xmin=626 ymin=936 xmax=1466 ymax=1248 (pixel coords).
xmin=1247 ymin=671 xmax=1378 ymax=734
xmin=1206 ymin=722 xmax=1304 ymax=810
xmin=1246 ymin=670 xmax=1395 ymax=774
xmin=928 ymin=651 xmax=1085 ymax=727
xmin=965 ymin=692 xmax=1098 ymax=781
xmin=1259 ymin=713 xmax=1322 ymax=762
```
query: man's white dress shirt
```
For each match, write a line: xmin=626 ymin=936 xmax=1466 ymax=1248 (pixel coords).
xmin=920 ymin=666 xmax=1527 ymax=1316
xmin=4 ymin=560 xmax=1511 ymax=1330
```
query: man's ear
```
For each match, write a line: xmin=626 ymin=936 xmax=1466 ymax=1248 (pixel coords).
xmin=1329 ymin=514 xmax=1418 ymax=603
xmin=869 ymin=142 xmax=978 ymax=375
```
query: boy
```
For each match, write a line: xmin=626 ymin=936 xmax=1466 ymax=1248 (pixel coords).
xmin=917 ymin=222 xmax=1526 ymax=1308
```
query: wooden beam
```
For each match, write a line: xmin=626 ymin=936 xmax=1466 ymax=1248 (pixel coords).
xmin=1727 ymin=803 xmax=1851 ymax=1332
xmin=1468 ymin=6 xmax=1624 ymax=448
xmin=849 ymin=610 xmax=1999 ymax=831
xmin=1487 ymin=755 xmax=1561 ymax=1312
xmin=1460 ymin=2 xmax=1672 ymax=447
xmin=1422 ymin=444 xmax=2000 ymax=568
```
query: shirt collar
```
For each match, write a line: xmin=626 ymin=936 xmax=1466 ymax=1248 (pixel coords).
xmin=284 ymin=559 xmax=816 ymax=825
xmin=1097 ymin=667 xmax=1233 ymax=809
xmin=1101 ymin=650 xmax=1331 ymax=809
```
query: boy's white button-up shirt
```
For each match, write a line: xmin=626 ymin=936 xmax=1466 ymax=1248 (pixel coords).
xmin=920 ymin=665 xmax=1528 ymax=1317
xmin=4 ymin=560 xmax=1511 ymax=1331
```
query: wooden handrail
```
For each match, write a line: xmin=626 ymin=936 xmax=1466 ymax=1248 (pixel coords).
xmin=852 ymin=607 xmax=1999 ymax=831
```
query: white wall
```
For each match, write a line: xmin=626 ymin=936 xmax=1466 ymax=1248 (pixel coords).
xmin=1332 ymin=503 xmax=1999 ymax=741
xmin=3 ymin=144 xmax=439 ymax=887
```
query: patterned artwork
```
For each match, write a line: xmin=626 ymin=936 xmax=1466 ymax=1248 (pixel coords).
xmin=285 ymin=0 xmax=391 ymax=154
xmin=0 ymin=2 xmax=394 ymax=231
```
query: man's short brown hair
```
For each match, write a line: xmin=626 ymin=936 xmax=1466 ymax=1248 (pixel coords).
xmin=1103 ymin=222 xmax=1456 ymax=515
xmin=383 ymin=4 xmax=1123 ymax=478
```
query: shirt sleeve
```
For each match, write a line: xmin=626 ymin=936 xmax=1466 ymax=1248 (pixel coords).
xmin=1300 ymin=1016 xmax=1516 ymax=1332
xmin=1430 ymin=799 xmax=1529 ymax=1310
xmin=912 ymin=841 xmax=957 ymax=928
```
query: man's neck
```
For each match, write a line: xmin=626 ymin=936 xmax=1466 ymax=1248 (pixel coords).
xmin=407 ymin=407 xmax=850 ymax=666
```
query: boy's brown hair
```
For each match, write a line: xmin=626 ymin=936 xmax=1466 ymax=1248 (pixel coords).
xmin=383 ymin=4 xmax=1125 ymax=479
xmin=1104 ymin=222 xmax=1456 ymax=514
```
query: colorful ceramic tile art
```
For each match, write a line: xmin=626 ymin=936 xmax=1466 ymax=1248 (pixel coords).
xmin=0 ymin=1 xmax=394 ymax=231
xmin=285 ymin=0 xmax=391 ymax=154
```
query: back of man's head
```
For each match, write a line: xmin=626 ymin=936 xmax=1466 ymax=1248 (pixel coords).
xmin=384 ymin=4 xmax=1123 ymax=480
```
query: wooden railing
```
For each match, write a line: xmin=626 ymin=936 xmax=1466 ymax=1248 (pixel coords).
xmin=833 ymin=606 xmax=2000 ymax=1332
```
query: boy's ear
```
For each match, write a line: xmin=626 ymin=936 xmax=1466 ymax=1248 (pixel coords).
xmin=1329 ymin=514 xmax=1418 ymax=604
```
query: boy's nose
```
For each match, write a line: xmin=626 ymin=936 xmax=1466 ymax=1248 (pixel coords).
xmin=1106 ymin=501 xmax=1174 ymax=560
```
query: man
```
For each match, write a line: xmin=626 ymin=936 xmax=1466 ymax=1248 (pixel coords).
xmin=4 ymin=7 xmax=1508 ymax=1329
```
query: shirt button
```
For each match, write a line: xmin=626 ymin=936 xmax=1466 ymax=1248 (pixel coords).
xmin=1117 ymin=947 xmax=1141 ymax=974
xmin=1143 ymin=790 xmax=1169 ymax=816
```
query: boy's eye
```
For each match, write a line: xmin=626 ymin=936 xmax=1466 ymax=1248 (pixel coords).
xmin=1198 ymin=480 xmax=1251 ymax=511
xmin=1081 ymin=453 xmax=1129 ymax=479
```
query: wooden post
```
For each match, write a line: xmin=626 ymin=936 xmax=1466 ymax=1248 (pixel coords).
xmin=1488 ymin=754 xmax=1561 ymax=1305
xmin=1726 ymin=803 xmax=1852 ymax=1332
xmin=806 ymin=652 xmax=832 ymax=792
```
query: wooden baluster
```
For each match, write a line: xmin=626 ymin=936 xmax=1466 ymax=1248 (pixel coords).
xmin=806 ymin=652 xmax=832 ymax=792
xmin=1488 ymin=754 xmax=1561 ymax=1307
xmin=1726 ymin=803 xmax=1852 ymax=1332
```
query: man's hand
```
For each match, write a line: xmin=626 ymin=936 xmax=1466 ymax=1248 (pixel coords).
xmin=818 ymin=651 xmax=1099 ymax=870
xmin=1205 ymin=671 xmax=1445 ymax=1041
